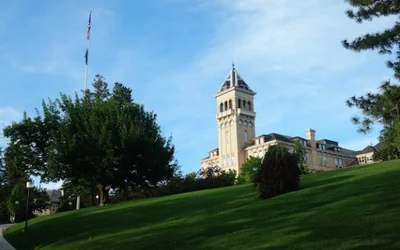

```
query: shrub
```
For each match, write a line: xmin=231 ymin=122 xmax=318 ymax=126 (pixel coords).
xmin=237 ymin=157 xmax=261 ymax=184
xmin=254 ymin=145 xmax=301 ymax=199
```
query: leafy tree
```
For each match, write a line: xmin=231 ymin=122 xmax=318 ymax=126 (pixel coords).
xmin=254 ymin=145 xmax=301 ymax=199
xmin=0 ymin=144 xmax=50 ymax=222
xmin=0 ymin=147 xmax=8 ymax=223
xmin=342 ymin=0 xmax=400 ymax=160
xmin=3 ymin=75 xmax=179 ymax=206
xmin=237 ymin=156 xmax=261 ymax=184
xmin=293 ymin=141 xmax=313 ymax=174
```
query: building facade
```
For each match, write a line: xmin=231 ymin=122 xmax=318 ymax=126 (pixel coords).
xmin=355 ymin=143 xmax=381 ymax=165
xmin=200 ymin=65 xmax=359 ymax=174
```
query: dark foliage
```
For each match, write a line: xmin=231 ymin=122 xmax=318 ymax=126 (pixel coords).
xmin=108 ymin=166 xmax=236 ymax=201
xmin=254 ymin=145 xmax=301 ymax=199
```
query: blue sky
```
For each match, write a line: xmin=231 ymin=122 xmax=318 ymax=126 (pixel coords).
xmin=0 ymin=0 xmax=396 ymax=189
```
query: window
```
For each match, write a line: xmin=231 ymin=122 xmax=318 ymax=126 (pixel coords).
xmin=238 ymin=99 xmax=242 ymax=108
xmin=220 ymin=103 xmax=223 ymax=112
xmin=229 ymin=100 xmax=232 ymax=109
xmin=244 ymin=130 xmax=248 ymax=143
xmin=304 ymin=153 xmax=308 ymax=162
xmin=239 ymin=119 xmax=243 ymax=125
xmin=244 ymin=121 xmax=248 ymax=127
xmin=321 ymin=155 xmax=327 ymax=166
xmin=339 ymin=159 xmax=343 ymax=167
xmin=224 ymin=101 xmax=228 ymax=110
xmin=248 ymin=101 xmax=252 ymax=111
xmin=335 ymin=158 xmax=339 ymax=166
xmin=243 ymin=100 xmax=246 ymax=109
xmin=249 ymin=122 xmax=253 ymax=128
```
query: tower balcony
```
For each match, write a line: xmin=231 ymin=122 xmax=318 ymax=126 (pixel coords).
xmin=237 ymin=108 xmax=256 ymax=118
xmin=217 ymin=109 xmax=234 ymax=119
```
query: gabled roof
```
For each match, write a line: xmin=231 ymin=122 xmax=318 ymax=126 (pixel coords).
xmin=219 ymin=64 xmax=252 ymax=92
xmin=357 ymin=145 xmax=379 ymax=155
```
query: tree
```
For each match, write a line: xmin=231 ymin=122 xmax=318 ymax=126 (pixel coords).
xmin=342 ymin=1 xmax=400 ymax=80
xmin=3 ymin=75 xmax=179 ymax=206
xmin=293 ymin=141 xmax=312 ymax=174
xmin=342 ymin=1 xmax=400 ymax=160
xmin=0 ymin=147 xmax=8 ymax=223
xmin=0 ymin=145 xmax=49 ymax=223
xmin=254 ymin=145 xmax=301 ymax=199
xmin=237 ymin=156 xmax=261 ymax=184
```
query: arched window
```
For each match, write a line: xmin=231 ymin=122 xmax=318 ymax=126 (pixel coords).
xmin=244 ymin=130 xmax=248 ymax=142
xmin=238 ymin=99 xmax=242 ymax=108
xmin=224 ymin=101 xmax=228 ymax=110
xmin=228 ymin=100 xmax=232 ymax=109
xmin=249 ymin=122 xmax=253 ymax=128
xmin=220 ymin=103 xmax=223 ymax=112
xmin=242 ymin=100 xmax=246 ymax=109
xmin=248 ymin=101 xmax=252 ymax=111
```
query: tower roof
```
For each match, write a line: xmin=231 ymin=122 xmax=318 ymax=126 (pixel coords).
xmin=218 ymin=63 xmax=252 ymax=92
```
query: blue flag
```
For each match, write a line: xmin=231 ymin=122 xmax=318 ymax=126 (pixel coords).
xmin=85 ymin=49 xmax=88 ymax=65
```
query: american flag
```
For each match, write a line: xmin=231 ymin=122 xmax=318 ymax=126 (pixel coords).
xmin=87 ymin=11 xmax=92 ymax=40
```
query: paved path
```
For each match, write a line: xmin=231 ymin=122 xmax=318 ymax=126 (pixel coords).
xmin=0 ymin=224 xmax=15 ymax=250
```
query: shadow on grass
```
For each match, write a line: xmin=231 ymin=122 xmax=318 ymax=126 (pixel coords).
xmin=5 ymin=162 xmax=400 ymax=250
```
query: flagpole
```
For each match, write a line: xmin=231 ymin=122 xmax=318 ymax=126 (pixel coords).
xmin=84 ymin=10 xmax=92 ymax=91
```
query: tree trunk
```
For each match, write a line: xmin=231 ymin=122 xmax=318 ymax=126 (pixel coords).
xmin=97 ymin=184 xmax=104 ymax=206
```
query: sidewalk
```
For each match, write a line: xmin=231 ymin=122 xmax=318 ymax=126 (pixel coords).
xmin=0 ymin=224 xmax=15 ymax=250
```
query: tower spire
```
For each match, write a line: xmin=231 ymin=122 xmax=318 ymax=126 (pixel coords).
xmin=232 ymin=61 xmax=235 ymax=70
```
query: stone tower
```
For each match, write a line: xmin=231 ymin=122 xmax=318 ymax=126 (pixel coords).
xmin=215 ymin=64 xmax=256 ymax=174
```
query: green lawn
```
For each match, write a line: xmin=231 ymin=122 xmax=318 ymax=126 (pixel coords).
xmin=4 ymin=160 xmax=400 ymax=250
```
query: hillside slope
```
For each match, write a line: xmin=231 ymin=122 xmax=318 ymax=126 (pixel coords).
xmin=4 ymin=160 xmax=400 ymax=250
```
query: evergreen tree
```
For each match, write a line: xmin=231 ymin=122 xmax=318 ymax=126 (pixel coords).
xmin=342 ymin=0 xmax=400 ymax=159
xmin=254 ymin=145 xmax=301 ymax=199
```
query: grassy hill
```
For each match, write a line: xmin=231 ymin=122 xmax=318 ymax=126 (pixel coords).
xmin=4 ymin=160 xmax=400 ymax=250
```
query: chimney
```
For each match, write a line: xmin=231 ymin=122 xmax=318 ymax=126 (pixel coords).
xmin=305 ymin=128 xmax=316 ymax=148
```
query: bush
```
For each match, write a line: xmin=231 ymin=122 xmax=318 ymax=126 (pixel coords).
xmin=151 ymin=166 xmax=236 ymax=198
xmin=254 ymin=145 xmax=301 ymax=199
xmin=237 ymin=157 xmax=261 ymax=184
